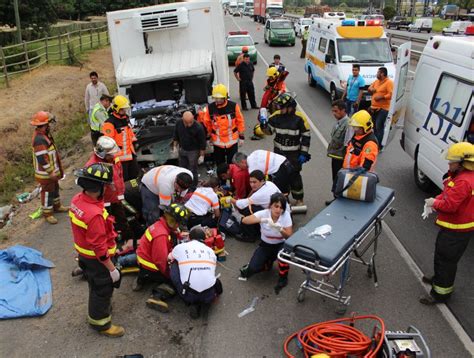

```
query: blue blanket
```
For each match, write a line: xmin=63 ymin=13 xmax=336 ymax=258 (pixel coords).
xmin=0 ymin=245 xmax=54 ymax=319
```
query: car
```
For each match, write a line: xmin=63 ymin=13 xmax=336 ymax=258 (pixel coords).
xmin=226 ymin=31 xmax=258 ymax=64
xmin=264 ymin=19 xmax=296 ymax=46
xmin=294 ymin=17 xmax=313 ymax=37
xmin=386 ymin=16 xmax=411 ymax=30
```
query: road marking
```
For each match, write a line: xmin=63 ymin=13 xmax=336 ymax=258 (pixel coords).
xmin=232 ymin=15 xmax=474 ymax=351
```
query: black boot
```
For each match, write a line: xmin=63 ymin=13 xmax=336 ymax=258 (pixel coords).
xmin=274 ymin=276 xmax=288 ymax=295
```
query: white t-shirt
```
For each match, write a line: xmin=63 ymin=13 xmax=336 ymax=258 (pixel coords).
xmin=172 ymin=240 xmax=217 ymax=292
xmin=235 ymin=181 xmax=281 ymax=210
xmin=185 ymin=187 xmax=219 ymax=216
xmin=254 ymin=209 xmax=292 ymax=244
xmin=141 ymin=165 xmax=193 ymax=206
xmin=247 ymin=150 xmax=286 ymax=176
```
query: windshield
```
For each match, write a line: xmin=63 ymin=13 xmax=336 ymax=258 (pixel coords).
xmin=271 ymin=21 xmax=292 ymax=29
xmin=267 ymin=8 xmax=283 ymax=16
xmin=302 ymin=19 xmax=313 ymax=25
xmin=245 ymin=2 xmax=253 ymax=6
xmin=227 ymin=36 xmax=254 ymax=46
xmin=337 ymin=39 xmax=392 ymax=63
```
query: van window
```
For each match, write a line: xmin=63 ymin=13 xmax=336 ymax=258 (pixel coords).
xmin=431 ymin=73 xmax=473 ymax=126
xmin=412 ymin=63 xmax=439 ymax=105
xmin=327 ymin=40 xmax=336 ymax=59
xmin=396 ymin=63 xmax=409 ymax=101
xmin=318 ymin=38 xmax=327 ymax=53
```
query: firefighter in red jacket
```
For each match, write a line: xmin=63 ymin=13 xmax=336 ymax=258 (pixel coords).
xmin=86 ymin=136 xmax=135 ymax=251
xmin=31 ymin=111 xmax=68 ymax=224
xmin=420 ymin=142 xmax=474 ymax=305
xmin=69 ymin=162 xmax=124 ymax=337
xmin=135 ymin=203 xmax=189 ymax=313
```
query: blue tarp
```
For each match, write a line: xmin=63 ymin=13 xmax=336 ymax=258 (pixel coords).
xmin=0 ymin=245 xmax=54 ymax=319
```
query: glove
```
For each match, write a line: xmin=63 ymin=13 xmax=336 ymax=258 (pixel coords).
xmin=198 ymin=155 xmax=205 ymax=165
xmin=421 ymin=204 xmax=433 ymax=220
xmin=260 ymin=217 xmax=271 ymax=224
xmin=425 ymin=198 xmax=436 ymax=208
xmin=298 ymin=153 xmax=311 ymax=165
xmin=268 ymin=221 xmax=283 ymax=233
xmin=109 ymin=268 xmax=121 ymax=283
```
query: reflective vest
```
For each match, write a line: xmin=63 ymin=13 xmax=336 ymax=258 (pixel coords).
xmin=102 ymin=113 xmax=137 ymax=162
xmin=136 ymin=217 xmax=173 ymax=276
xmin=268 ymin=110 xmax=311 ymax=154
xmin=434 ymin=170 xmax=474 ymax=232
xmin=69 ymin=192 xmax=117 ymax=260
xmin=343 ymin=131 xmax=379 ymax=171
xmin=90 ymin=102 xmax=108 ymax=132
xmin=202 ymin=101 xmax=245 ymax=148
xmin=86 ymin=154 xmax=125 ymax=206
xmin=32 ymin=130 xmax=63 ymax=181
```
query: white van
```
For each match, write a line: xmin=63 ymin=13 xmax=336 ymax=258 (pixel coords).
xmin=305 ymin=18 xmax=395 ymax=104
xmin=409 ymin=18 xmax=433 ymax=33
xmin=399 ymin=35 xmax=474 ymax=191
xmin=442 ymin=21 xmax=472 ymax=35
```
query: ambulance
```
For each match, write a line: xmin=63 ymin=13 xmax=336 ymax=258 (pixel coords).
xmin=304 ymin=18 xmax=395 ymax=104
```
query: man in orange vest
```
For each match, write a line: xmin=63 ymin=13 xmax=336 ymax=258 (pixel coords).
xmin=134 ymin=203 xmax=189 ymax=313
xmin=102 ymin=95 xmax=139 ymax=182
xmin=343 ymin=110 xmax=379 ymax=172
xmin=201 ymin=84 xmax=245 ymax=166
xmin=69 ymin=162 xmax=124 ymax=337
xmin=31 ymin=111 xmax=68 ymax=225
xmin=420 ymin=142 xmax=474 ymax=305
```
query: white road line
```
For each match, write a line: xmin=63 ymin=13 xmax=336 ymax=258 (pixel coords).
xmin=232 ymin=15 xmax=474 ymax=351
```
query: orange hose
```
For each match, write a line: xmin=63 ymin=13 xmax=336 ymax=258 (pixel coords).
xmin=283 ymin=314 xmax=385 ymax=358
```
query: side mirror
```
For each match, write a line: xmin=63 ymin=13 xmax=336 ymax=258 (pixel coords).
xmin=254 ymin=42 xmax=259 ymax=45
xmin=325 ymin=54 xmax=333 ymax=64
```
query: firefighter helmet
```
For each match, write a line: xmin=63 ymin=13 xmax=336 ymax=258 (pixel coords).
xmin=253 ymin=124 xmax=265 ymax=138
xmin=74 ymin=162 xmax=113 ymax=184
xmin=95 ymin=136 xmax=120 ymax=159
xmin=444 ymin=142 xmax=474 ymax=163
xmin=349 ymin=110 xmax=373 ymax=132
xmin=111 ymin=95 xmax=130 ymax=112
xmin=273 ymin=92 xmax=296 ymax=109
xmin=266 ymin=67 xmax=279 ymax=80
xmin=242 ymin=46 xmax=249 ymax=53
xmin=212 ymin=84 xmax=228 ymax=99
xmin=163 ymin=203 xmax=189 ymax=224
xmin=30 ymin=111 xmax=55 ymax=126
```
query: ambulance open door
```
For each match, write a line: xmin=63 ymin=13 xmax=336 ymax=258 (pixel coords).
xmin=381 ymin=41 xmax=411 ymax=147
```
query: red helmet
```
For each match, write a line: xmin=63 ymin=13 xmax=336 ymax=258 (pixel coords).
xmin=31 ymin=111 xmax=53 ymax=126
xmin=242 ymin=46 xmax=249 ymax=53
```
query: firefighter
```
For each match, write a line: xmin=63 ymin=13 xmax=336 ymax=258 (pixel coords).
xmin=134 ymin=203 xmax=189 ymax=313
xmin=343 ymin=110 xmax=379 ymax=172
xmin=261 ymin=67 xmax=287 ymax=112
xmin=201 ymin=84 xmax=245 ymax=166
xmin=86 ymin=136 xmax=135 ymax=251
xmin=31 ymin=111 xmax=68 ymax=225
xmin=264 ymin=93 xmax=311 ymax=208
xmin=69 ymin=162 xmax=124 ymax=337
xmin=102 ymin=95 xmax=139 ymax=182
xmin=420 ymin=142 xmax=474 ymax=305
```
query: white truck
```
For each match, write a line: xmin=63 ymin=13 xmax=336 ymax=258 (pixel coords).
xmin=107 ymin=1 xmax=228 ymax=165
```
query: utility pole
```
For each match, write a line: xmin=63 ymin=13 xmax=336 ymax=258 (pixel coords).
xmin=13 ymin=0 xmax=22 ymax=43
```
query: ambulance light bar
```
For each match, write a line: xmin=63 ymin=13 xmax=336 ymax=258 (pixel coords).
xmin=229 ymin=31 xmax=248 ymax=35
xmin=366 ymin=19 xmax=381 ymax=26
xmin=341 ymin=20 xmax=355 ymax=26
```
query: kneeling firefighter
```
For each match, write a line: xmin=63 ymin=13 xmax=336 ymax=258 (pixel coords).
xmin=69 ymin=162 xmax=124 ymax=338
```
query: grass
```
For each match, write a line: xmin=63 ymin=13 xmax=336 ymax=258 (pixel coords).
xmin=432 ymin=18 xmax=453 ymax=32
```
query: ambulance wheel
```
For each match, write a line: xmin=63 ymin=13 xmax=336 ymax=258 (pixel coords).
xmin=414 ymin=153 xmax=435 ymax=193
xmin=297 ymin=288 xmax=306 ymax=302
xmin=307 ymin=70 xmax=316 ymax=87
xmin=330 ymin=84 xmax=338 ymax=102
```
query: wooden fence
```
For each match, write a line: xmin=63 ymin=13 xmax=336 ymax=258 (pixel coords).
xmin=0 ymin=25 xmax=109 ymax=88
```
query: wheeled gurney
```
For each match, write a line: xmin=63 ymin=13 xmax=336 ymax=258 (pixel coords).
xmin=278 ymin=185 xmax=395 ymax=313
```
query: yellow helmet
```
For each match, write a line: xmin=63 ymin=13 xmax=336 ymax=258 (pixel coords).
xmin=212 ymin=84 xmax=228 ymax=99
xmin=444 ymin=142 xmax=474 ymax=163
xmin=111 ymin=95 xmax=130 ymax=112
xmin=266 ymin=67 xmax=279 ymax=79
xmin=253 ymin=124 xmax=265 ymax=138
xmin=311 ymin=354 xmax=331 ymax=358
xmin=349 ymin=110 xmax=373 ymax=132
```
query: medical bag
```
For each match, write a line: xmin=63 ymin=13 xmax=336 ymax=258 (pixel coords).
xmin=334 ymin=168 xmax=378 ymax=202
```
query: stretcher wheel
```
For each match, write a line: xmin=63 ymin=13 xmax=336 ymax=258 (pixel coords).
xmin=297 ymin=288 xmax=306 ymax=302
xmin=335 ymin=304 xmax=347 ymax=315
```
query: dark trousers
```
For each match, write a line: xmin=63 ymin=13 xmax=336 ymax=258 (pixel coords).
xmin=275 ymin=150 xmax=304 ymax=200
xmin=247 ymin=241 xmax=289 ymax=279
xmin=106 ymin=202 xmax=134 ymax=243
xmin=344 ymin=99 xmax=357 ymax=117
xmin=372 ymin=108 xmax=388 ymax=147
xmin=431 ymin=229 xmax=472 ymax=301
xmin=90 ymin=130 xmax=102 ymax=147
xmin=188 ymin=213 xmax=217 ymax=228
xmin=37 ymin=179 xmax=60 ymax=217
xmin=121 ymin=157 xmax=140 ymax=182
xmin=271 ymin=160 xmax=295 ymax=195
xmin=137 ymin=266 xmax=170 ymax=287
xmin=170 ymin=262 xmax=222 ymax=305
xmin=300 ymin=39 xmax=307 ymax=58
xmin=179 ymin=148 xmax=200 ymax=188
xmin=140 ymin=184 xmax=161 ymax=227
xmin=213 ymin=144 xmax=238 ymax=166
xmin=78 ymin=256 xmax=114 ymax=331
xmin=331 ymin=158 xmax=344 ymax=193
xmin=239 ymin=81 xmax=257 ymax=109
xmin=239 ymin=205 xmax=264 ymax=241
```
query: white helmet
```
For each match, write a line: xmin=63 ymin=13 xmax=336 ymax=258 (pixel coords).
xmin=95 ymin=136 xmax=119 ymax=159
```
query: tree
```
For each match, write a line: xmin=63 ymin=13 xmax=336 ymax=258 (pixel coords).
xmin=383 ymin=5 xmax=396 ymax=20
xmin=0 ymin=0 xmax=58 ymax=35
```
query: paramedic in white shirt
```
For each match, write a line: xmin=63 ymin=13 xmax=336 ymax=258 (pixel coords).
xmin=231 ymin=170 xmax=281 ymax=242
xmin=239 ymin=193 xmax=293 ymax=294
xmin=168 ymin=226 xmax=223 ymax=319
xmin=185 ymin=177 xmax=221 ymax=228
xmin=140 ymin=165 xmax=193 ymax=226
xmin=234 ymin=151 xmax=296 ymax=196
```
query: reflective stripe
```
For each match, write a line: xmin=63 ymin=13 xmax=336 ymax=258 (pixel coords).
xmin=214 ymin=247 xmax=225 ymax=255
xmin=448 ymin=181 xmax=455 ymax=188
xmin=137 ymin=254 xmax=159 ymax=271
xmin=274 ymin=128 xmax=300 ymax=135
xmin=345 ymin=151 xmax=352 ymax=168
xmin=69 ymin=210 xmax=109 ymax=229
xmin=227 ymin=114 xmax=233 ymax=142
xmin=121 ymin=130 xmax=127 ymax=157
xmin=145 ymin=229 xmax=153 ymax=242
xmin=264 ymin=151 xmax=271 ymax=176
xmin=74 ymin=243 xmax=117 ymax=257
xmin=88 ymin=315 xmax=112 ymax=327
xmin=301 ymin=146 xmax=310 ymax=152
xmin=178 ymin=260 xmax=216 ymax=266
xmin=328 ymin=154 xmax=344 ymax=160
xmin=117 ymin=195 xmax=124 ymax=200
xmin=192 ymin=191 xmax=214 ymax=207
xmin=159 ymin=193 xmax=172 ymax=201
xmin=435 ymin=219 xmax=474 ymax=230
xmin=432 ymin=284 xmax=454 ymax=295
xmin=274 ymin=142 xmax=300 ymax=151
xmin=35 ymin=150 xmax=48 ymax=156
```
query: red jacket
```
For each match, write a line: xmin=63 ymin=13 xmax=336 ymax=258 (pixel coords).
xmin=434 ymin=170 xmax=474 ymax=232
xmin=69 ymin=192 xmax=117 ymax=260
xmin=136 ymin=217 xmax=174 ymax=277
xmin=229 ymin=164 xmax=250 ymax=199
xmin=86 ymin=154 xmax=125 ymax=205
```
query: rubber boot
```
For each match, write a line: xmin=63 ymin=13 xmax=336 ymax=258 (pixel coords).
xmin=146 ymin=297 xmax=169 ymax=313
xmin=189 ymin=303 xmax=202 ymax=319
xmin=45 ymin=215 xmax=58 ymax=225
xmin=419 ymin=294 xmax=441 ymax=305
xmin=239 ymin=264 xmax=250 ymax=279
xmin=152 ymin=283 xmax=176 ymax=300
xmin=99 ymin=324 xmax=125 ymax=338
xmin=54 ymin=204 xmax=70 ymax=213
xmin=274 ymin=276 xmax=288 ymax=295
xmin=132 ymin=277 xmax=144 ymax=292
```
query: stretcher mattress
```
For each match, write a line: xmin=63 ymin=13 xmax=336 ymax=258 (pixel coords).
xmin=284 ymin=186 xmax=395 ymax=267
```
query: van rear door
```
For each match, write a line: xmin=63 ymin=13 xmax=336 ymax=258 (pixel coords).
xmin=381 ymin=41 xmax=411 ymax=147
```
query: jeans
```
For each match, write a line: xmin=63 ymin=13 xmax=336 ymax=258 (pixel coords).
xmin=344 ymin=99 xmax=356 ymax=116
xmin=179 ymin=148 xmax=200 ymax=188
xmin=140 ymin=184 xmax=161 ymax=227
xmin=372 ymin=108 xmax=389 ymax=147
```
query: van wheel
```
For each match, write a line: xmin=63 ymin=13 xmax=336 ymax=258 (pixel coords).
xmin=330 ymin=84 xmax=338 ymax=102
xmin=307 ymin=70 xmax=316 ymax=87
xmin=414 ymin=154 xmax=435 ymax=193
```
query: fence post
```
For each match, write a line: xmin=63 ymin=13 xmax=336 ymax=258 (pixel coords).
xmin=106 ymin=28 xmax=109 ymax=44
xmin=79 ymin=29 xmax=83 ymax=51
xmin=44 ymin=37 xmax=49 ymax=64
xmin=58 ymin=34 xmax=63 ymax=61
xmin=66 ymin=33 xmax=71 ymax=61
xmin=97 ymin=28 xmax=101 ymax=46
xmin=90 ymin=28 xmax=93 ymax=49
xmin=0 ymin=46 xmax=9 ymax=88
xmin=22 ymin=41 xmax=30 ymax=72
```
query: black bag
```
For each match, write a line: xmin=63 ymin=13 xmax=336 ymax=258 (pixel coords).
xmin=334 ymin=168 xmax=378 ymax=202
xmin=218 ymin=209 xmax=241 ymax=237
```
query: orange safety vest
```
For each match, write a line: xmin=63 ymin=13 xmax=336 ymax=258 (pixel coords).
xmin=102 ymin=112 xmax=137 ymax=162
xmin=202 ymin=101 xmax=245 ymax=148
xmin=343 ymin=131 xmax=379 ymax=171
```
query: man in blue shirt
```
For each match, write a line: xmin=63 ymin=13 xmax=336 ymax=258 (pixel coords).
xmin=342 ymin=64 xmax=365 ymax=116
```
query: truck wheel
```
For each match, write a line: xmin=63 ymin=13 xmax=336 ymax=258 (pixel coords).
xmin=330 ymin=84 xmax=338 ymax=102
xmin=307 ymin=70 xmax=316 ymax=87
xmin=414 ymin=153 xmax=436 ymax=193
xmin=291 ymin=42 xmax=295 ymax=46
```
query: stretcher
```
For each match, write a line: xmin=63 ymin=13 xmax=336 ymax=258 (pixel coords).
xmin=278 ymin=185 xmax=395 ymax=314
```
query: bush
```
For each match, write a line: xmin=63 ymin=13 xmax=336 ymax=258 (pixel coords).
xmin=383 ymin=6 xmax=397 ymax=20
xmin=3 ymin=46 xmax=41 ymax=72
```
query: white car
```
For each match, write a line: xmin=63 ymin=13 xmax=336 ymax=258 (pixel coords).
xmin=442 ymin=21 xmax=472 ymax=35
xmin=294 ymin=17 xmax=313 ymax=37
